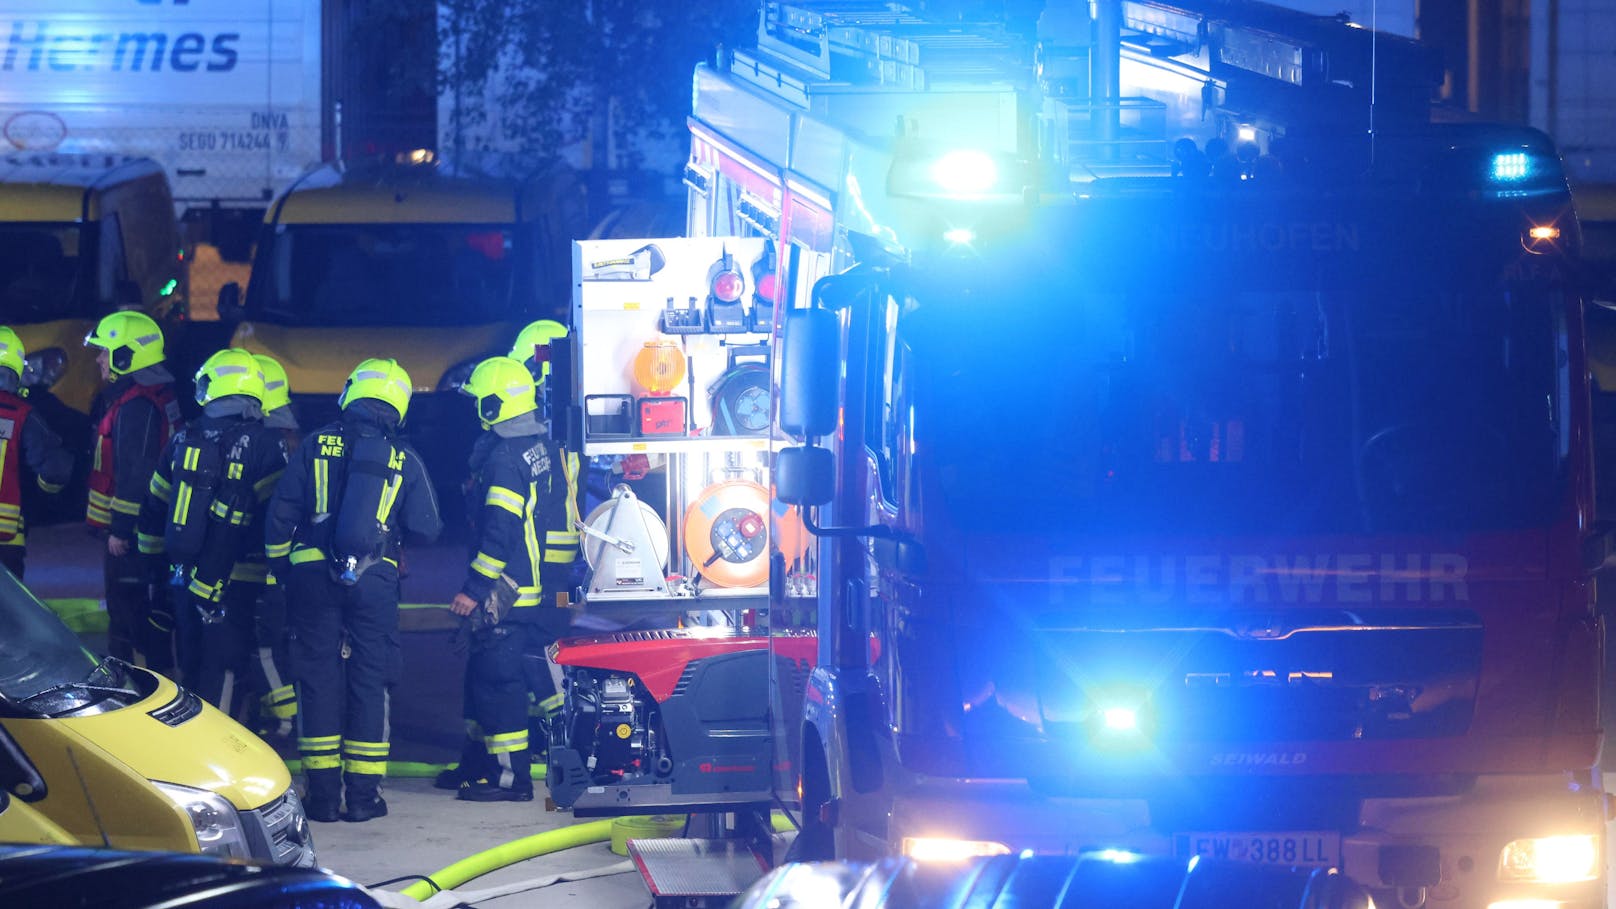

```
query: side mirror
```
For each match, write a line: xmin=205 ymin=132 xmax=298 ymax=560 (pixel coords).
xmin=216 ymin=282 xmax=243 ymax=322
xmin=780 ymin=307 xmax=838 ymax=438
xmin=775 ymin=446 xmax=834 ymax=507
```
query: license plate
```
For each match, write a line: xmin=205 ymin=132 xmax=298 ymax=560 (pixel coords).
xmin=1176 ymin=831 xmax=1340 ymax=867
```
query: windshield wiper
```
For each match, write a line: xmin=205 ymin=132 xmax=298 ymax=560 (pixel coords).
xmin=18 ymin=659 xmax=139 ymax=707
xmin=16 ymin=681 xmax=140 ymax=707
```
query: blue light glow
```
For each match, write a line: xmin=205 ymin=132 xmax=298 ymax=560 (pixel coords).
xmin=1093 ymin=849 xmax=1143 ymax=864
xmin=1103 ymin=707 xmax=1138 ymax=731
xmin=1491 ymin=152 xmax=1530 ymax=182
xmin=943 ymin=227 xmax=976 ymax=245
xmin=930 ymin=150 xmax=999 ymax=196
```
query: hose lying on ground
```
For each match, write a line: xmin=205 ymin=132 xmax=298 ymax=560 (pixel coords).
xmin=388 ymin=811 xmax=799 ymax=904
xmin=396 ymin=817 xmax=617 ymax=902
xmin=283 ymin=760 xmax=546 ymax=779
xmin=367 ymin=859 xmax=634 ymax=909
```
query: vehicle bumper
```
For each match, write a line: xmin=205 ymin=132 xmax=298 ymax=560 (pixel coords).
xmin=878 ymin=773 xmax=1608 ymax=909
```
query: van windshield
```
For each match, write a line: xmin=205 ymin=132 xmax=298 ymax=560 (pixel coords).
xmin=0 ymin=223 xmax=87 ymax=321
xmin=252 ymin=223 xmax=522 ymax=326
xmin=0 ymin=569 xmax=100 ymax=704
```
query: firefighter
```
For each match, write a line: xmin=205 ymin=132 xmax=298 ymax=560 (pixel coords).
xmin=0 ymin=326 xmax=72 ymax=579
xmin=255 ymin=354 xmax=301 ymax=440
xmin=253 ymin=353 xmax=299 ymax=737
xmin=440 ymin=355 xmax=576 ymax=801
xmin=265 ymin=358 xmax=442 ymax=823
xmin=84 ymin=311 xmax=184 ymax=671
xmin=509 ymin=320 xmax=582 ymax=752
xmin=509 ymin=318 xmax=567 ymax=383
xmin=136 ymin=348 xmax=287 ymax=719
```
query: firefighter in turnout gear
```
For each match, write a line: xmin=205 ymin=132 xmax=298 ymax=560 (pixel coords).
xmin=84 ymin=310 xmax=184 ymax=671
xmin=136 ymin=348 xmax=287 ymax=719
xmin=253 ymin=353 xmax=299 ymax=737
xmin=0 ymin=326 xmax=72 ymax=579
xmin=266 ymin=358 xmax=442 ymax=823
xmin=508 ymin=320 xmax=582 ymax=748
xmin=509 ymin=319 xmax=567 ymax=382
xmin=439 ymin=356 xmax=574 ymax=801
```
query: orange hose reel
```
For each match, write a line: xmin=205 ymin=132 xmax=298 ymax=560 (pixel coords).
xmin=683 ymin=480 xmax=771 ymax=588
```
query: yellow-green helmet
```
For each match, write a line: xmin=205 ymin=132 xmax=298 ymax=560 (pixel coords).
xmin=253 ymin=354 xmax=291 ymax=413
xmin=0 ymin=327 xmax=23 ymax=379
xmin=462 ymin=356 xmax=537 ymax=429
xmin=194 ymin=348 xmax=266 ymax=406
xmin=509 ymin=319 xmax=568 ymax=380
xmin=84 ymin=310 xmax=165 ymax=375
xmin=339 ymin=358 xmax=413 ymax=421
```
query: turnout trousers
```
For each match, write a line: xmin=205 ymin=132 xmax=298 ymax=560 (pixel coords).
xmin=458 ymin=624 xmax=537 ymax=792
xmin=105 ymin=549 xmax=170 ymax=673
xmin=173 ymin=580 xmax=264 ymax=723
xmin=254 ymin=579 xmax=298 ymax=737
xmin=287 ymin=560 xmax=400 ymax=808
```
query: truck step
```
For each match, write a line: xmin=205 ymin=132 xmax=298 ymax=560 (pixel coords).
xmin=628 ymin=837 xmax=770 ymax=909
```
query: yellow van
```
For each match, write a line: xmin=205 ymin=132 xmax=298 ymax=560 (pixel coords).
xmin=0 ymin=154 xmax=187 ymax=416
xmin=0 ymin=569 xmax=314 ymax=865
xmin=222 ymin=159 xmax=584 ymax=506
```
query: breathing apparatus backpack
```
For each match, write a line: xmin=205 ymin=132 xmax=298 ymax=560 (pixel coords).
xmin=164 ymin=424 xmax=259 ymax=596
xmin=323 ymin=427 xmax=405 ymax=586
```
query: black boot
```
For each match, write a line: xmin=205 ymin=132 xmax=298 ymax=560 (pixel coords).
xmin=303 ymin=768 xmax=341 ymax=823
xmin=341 ymin=795 xmax=388 ymax=822
xmin=434 ymin=738 xmax=488 ymax=790
xmin=342 ymin=773 xmax=387 ymax=822
xmin=457 ymin=778 xmax=534 ymax=802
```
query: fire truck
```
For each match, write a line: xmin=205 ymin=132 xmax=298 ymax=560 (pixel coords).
xmin=548 ymin=2 xmax=1607 ymax=907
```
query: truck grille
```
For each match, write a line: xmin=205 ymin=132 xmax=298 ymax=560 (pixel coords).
xmin=241 ymin=788 xmax=316 ymax=867
xmin=1036 ymin=608 xmax=1484 ymax=743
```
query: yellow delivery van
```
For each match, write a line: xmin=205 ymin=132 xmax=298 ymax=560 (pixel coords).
xmin=0 ymin=154 xmax=187 ymax=416
xmin=221 ymin=158 xmax=584 ymax=513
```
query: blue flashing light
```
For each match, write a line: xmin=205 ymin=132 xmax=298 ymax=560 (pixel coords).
xmin=1491 ymin=152 xmax=1531 ymax=182
xmin=930 ymin=150 xmax=999 ymax=196
xmin=1093 ymin=849 xmax=1143 ymax=864
xmin=943 ymin=227 xmax=976 ymax=245
xmin=1103 ymin=707 xmax=1138 ymax=731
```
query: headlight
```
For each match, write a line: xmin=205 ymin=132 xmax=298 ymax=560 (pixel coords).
xmin=1497 ymin=834 xmax=1600 ymax=884
xmin=437 ymin=357 xmax=479 ymax=393
xmin=153 ymin=781 xmax=251 ymax=859
xmin=22 ymin=347 xmax=67 ymax=388
xmin=901 ymin=836 xmax=1012 ymax=862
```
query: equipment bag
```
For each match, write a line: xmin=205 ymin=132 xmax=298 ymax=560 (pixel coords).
xmin=329 ymin=431 xmax=403 ymax=585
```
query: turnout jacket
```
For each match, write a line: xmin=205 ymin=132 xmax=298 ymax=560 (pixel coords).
xmin=264 ymin=408 xmax=443 ymax=577
xmin=136 ymin=411 xmax=288 ymax=601
xmin=461 ymin=428 xmax=578 ymax=617
xmin=0 ymin=388 xmax=72 ymax=543
xmin=87 ymin=371 xmax=182 ymax=536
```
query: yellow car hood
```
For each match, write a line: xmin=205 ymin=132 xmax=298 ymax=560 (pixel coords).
xmin=50 ymin=672 xmax=291 ymax=811
xmin=230 ymin=321 xmax=516 ymax=395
